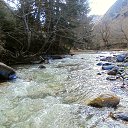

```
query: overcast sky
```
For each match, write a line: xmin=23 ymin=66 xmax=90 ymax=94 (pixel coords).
xmin=89 ymin=0 xmax=117 ymax=15
xmin=4 ymin=0 xmax=117 ymax=16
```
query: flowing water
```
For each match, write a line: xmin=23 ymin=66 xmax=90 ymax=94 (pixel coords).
xmin=0 ymin=52 xmax=128 ymax=128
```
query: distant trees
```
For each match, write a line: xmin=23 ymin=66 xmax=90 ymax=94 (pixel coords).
xmin=0 ymin=0 xmax=92 ymax=64
xmin=70 ymin=0 xmax=93 ymax=49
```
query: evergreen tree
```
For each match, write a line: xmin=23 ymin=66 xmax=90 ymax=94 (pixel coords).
xmin=0 ymin=0 xmax=92 ymax=64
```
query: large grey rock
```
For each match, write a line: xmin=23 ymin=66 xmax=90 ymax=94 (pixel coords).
xmin=110 ymin=112 xmax=128 ymax=121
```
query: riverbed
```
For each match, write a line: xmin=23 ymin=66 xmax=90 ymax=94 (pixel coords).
xmin=0 ymin=52 xmax=128 ymax=128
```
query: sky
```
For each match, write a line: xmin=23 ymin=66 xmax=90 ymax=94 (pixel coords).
xmin=89 ymin=0 xmax=117 ymax=15
xmin=5 ymin=0 xmax=117 ymax=16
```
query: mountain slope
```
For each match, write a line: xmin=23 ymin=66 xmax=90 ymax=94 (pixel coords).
xmin=93 ymin=0 xmax=128 ymax=49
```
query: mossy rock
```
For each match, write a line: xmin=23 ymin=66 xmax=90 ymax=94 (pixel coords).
xmin=88 ymin=94 xmax=120 ymax=108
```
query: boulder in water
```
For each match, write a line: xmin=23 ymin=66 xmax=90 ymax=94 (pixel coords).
xmin=88 ymin=94 xmax=120 ymax=108
xmin=100 ymin=56 xmax=113 ymax=62
xmin=44 ymin=55 xmax=64 ymax=60
xmin=102 ymin=62 xmax=112 ymax=66
xmin=100 ymin=58 xmax=107 ymax=61
xmin=106 ymin=76 xmax=117 ymax=81
xmin=102 ymin=65 xmax=115 ymax=70
xmin=38 ymin=65 xmax=46 ymax=69
xmin=97 ymin=72 xmax=102 ymax=75
xmin=110 ymin=112 xmax=128 ymax=121
xmin=97 ymin=62 xmax=103 ymax=66
xmin=97 ymin=62 xmax=113 ymax=67
xmin=116 ymin=54 xmax=126 ymax=62
xmin=51 ymin=55 xmax=64 ymax=59
xmin=107 ymin=68 xmax=118 ymax=75
xmin=0 ymin=62 xmax=16 ymax=81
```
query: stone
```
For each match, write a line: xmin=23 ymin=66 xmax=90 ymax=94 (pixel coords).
xmin=97 ymin=62 xmax=103 ymax=66
xmin=38 ymin=65 xmax=46 ymax=69
xmin=107 ymin=68 xmax=118 ymax=75
xmin=116 ymin=54 xmax=126 ymax=62
xmin=100 ymin=58 xmax=107 ymax=61
xmin=124 ymin=58 xmax=128 ymax=63
xmin=0 ymin=62 xmax=16 ymax=80
xmin=102 ymin=65 xmax=115 ymax=70
xmin=110 ymin=112 xmax=128 ymax=121
xmin=50 ymin=55 xmax=64 ymax=59
xmin=124 ymin=56 xmax=128 ymax=62
xmin=44 ymin=55 xmax=64 ymax=60
xmin=118 ymin=68 xmax=124 ymax=73
xmin=124 ymin=63 xmax=128 ymax=66
xmin=70 ymin=54 xmax=74 ymax=56
xmin=88 ymin=94 xmax=120 ymax=108
xmin=100 ymin=56 xmax=114 ymax=62
xmin=97 ymin=72 xmax=102 ymax=75
xmin=102 ymin=63 xmax=112 ymax=66
xmin=106 ymin=76 xmax=117 ymax=81
xmin=97 ymin=62 xmax=113 ymax=66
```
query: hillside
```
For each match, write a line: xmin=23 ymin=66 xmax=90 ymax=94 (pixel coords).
xmin=93 ymin=0 xmax=128 ymax=49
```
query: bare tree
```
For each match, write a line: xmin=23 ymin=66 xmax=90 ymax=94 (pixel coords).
xmin=120 ymin=23 xmax=128 ymax=48
xmin=99 ymin=22 xmax=110 ymax=49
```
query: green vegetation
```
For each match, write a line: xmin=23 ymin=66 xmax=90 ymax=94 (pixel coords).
xmin=0 ymin=0 xmax=93 ymax=64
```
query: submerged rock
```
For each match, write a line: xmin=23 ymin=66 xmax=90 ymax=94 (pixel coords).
xmin=88 ymin=94 xmax=120 ymax=108
xmin=107 ymin=68 xmax=118 ymax=75
xmin=100 ymin=58 xmax=107 ymax=61
xmin=106 ymin=76 xmax=117 ymax=81
xmin=97 ymin=72 xmax=102 ymax=75
xmin=44 ymin=55 xmax=64 ymax=60
xmin=38 ymin=65 xmax=46 ymax=69
xmin=97 ymin=62 xmax=103 ymax=66
xmin=97 ymin=62 xmax=112 ymax=66
xmin=100 ymin=56 xmax=114 ymax=62
xmin=110 ymin=112 xmax=128 ymax=121
xmin=102 ymin=62 xmax=112 ymax=66
xmin=51 ymin=55 xmax=64 ymax=59
xmin=102 ymin=65 xmax=115 ymax=70
xmin=0 ymin=62 xmax=16 ymax=81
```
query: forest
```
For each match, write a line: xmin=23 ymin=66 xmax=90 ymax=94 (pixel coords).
xmin=0 ymin=0 xmax=93 ymax=65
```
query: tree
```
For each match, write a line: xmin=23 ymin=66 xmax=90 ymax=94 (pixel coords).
xmin=120 ymin=23 xmax=128 ymax=48
xmin=66 ymin=0 xmax=93 ymax=50
xmin=99 ymin=22 xmax=110 ymax=49
xmin=1 ymin=0 xmax=92 ymax=64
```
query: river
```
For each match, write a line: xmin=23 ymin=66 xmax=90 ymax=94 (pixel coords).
xmin=0 ymin=52 xmax=128 ymax=128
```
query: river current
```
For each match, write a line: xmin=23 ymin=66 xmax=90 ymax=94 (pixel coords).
xmin=0 ymin=52 xmax=128 ymax=128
